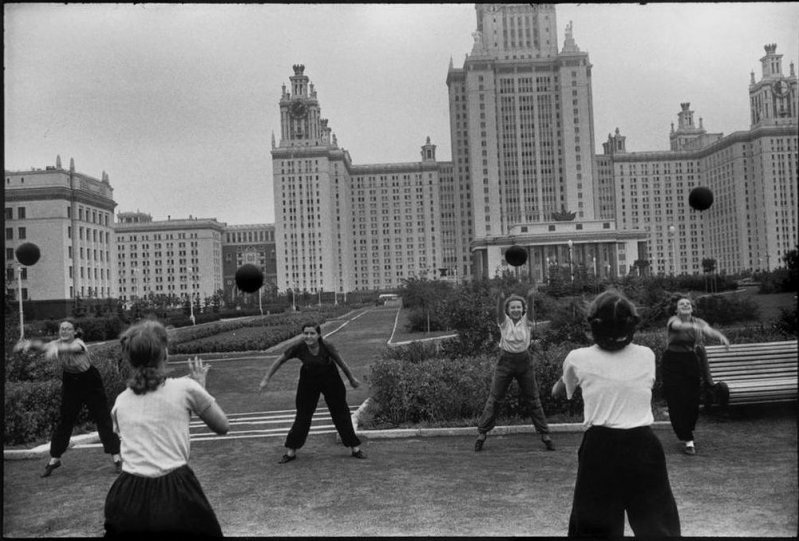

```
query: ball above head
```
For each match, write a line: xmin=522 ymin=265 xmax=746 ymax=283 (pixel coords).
xmin=688 ymin=186 xmax=714 ymax=211
xmin=15 ymin=242 xmax=41 ymax=266
xmin=235 ymin=264 xmax=264 ymax=293
xmin=505 ymin=245 xmax=528 ymax=267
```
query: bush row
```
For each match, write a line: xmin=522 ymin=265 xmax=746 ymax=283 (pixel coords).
xmin=361 ymin=324 xmax=792 ymax=429
xmin=3 ymin=307 xmax=353 ymax=445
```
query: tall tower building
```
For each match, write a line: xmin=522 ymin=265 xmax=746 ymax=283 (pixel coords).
xmin=271 ymin=66 xmax=447 ymax=295
xmin=607 ymin=44 xmax=797 ymax=275
xmin=451 ymin=4 xmax=645 ymax=281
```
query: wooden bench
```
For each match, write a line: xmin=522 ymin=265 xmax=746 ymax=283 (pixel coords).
xmin=705 ymin=340 xmax=797 ymax=406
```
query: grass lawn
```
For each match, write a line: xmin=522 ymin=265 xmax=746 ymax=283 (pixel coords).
xmin=4 ymin=302 xmax=796 ymax=536
xmin=3 ymin=404 xmax=796 ymax=536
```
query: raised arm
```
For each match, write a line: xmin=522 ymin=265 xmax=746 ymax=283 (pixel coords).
xmin=496 ymin=293 xmax=506 ymax=325
xmin=669 ymin=317 xmax=729 ymax=348
xmin=526 ymin=288 xmax=536 ymax=323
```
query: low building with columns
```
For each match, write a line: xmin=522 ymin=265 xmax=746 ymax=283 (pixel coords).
xmin=471 ymin=217 xmax=648 ymax=283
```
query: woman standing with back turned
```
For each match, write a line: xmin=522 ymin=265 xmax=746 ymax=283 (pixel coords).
xmin=552 ymin=290 xmax=681 ymax=537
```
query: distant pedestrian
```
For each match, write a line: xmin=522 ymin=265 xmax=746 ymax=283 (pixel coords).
xmin=474 ymin=289 xmax=554 ymax=452
xmin=552 ymin=289 xmax=681 ymax=537
xmin=104 ymin=320 xmax=229 ymax=537
xmin=14 ymin=318 xmax=121 ymax=478
xmin=259 ymin=322 xmax=365 ymax=463
xmin=661 ymin=295 xmax=730 ymax=455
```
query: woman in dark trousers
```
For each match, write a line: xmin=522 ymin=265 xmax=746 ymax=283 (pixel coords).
xmin=661 ymin=295 xmax=729 ymax=455
xmin=259 ymin=322 xmax=365 ymax=463
xmin=14 ymin=318 xmax=121 ymax=477
xmin=552 ymin=290 xmax=681 ymax=537
xmin=474 ymin=289 xmax=554 ymax=452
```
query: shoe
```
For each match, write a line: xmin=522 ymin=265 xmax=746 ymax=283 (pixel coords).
xmin=41 ymin=461 xmax=61 ymax=478
xmin=474 ymin=436 xmax=486 ymax=452
xmin=542 ymin=437 xmax=555 ymax=451
xmin=114 ymin=460 xmax=123 ymax=474
xmin=351 ymin=450 xmax=367 ymax=459
xmin=683 ymin=445 xmax=696 ymax=456
xmin=278 ymin=454 xmax=297 ymax=464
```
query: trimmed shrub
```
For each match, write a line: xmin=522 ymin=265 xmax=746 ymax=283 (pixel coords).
xmin=4 ymin=380 xmax=63 ymax=445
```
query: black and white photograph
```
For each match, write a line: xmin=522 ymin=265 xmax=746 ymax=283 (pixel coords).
xmin=4 ymin=3 xmax=798 ymax=537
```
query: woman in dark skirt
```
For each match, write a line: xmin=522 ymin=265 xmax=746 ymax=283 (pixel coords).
xmin=552 ymin=290 xmax=681 ymax=537
xmin=661 ymin=295 xmax=729 ymax=455
xmin=259 ymin=322 xmax=365 ymax=463
xmin=104 ymin=320 xmax=229 ymax=537
xmin=14 ymin=319 xmax=121 ymax=477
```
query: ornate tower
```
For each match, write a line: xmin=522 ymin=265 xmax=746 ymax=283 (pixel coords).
xmin=278 ymin=64 xmax=333 ymax=147
xmin=749 ymin=44 xmax=797 ymax=127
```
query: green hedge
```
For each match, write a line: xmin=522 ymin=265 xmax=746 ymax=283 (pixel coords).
xmin=362 ymin=325 xmax=791 ymax=429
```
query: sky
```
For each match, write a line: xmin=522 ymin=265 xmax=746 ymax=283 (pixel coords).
xmin=5 ymin=3 xmax=799 ymax=226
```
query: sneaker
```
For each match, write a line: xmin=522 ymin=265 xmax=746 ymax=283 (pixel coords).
xmin=474 ymin=436 xmax=486 ymax=452
xmin=278 ymin=454 xmax=297 ymax=464
xmin=41 ymin=461 xmax=61 ymax=478
xmin=683 ymin=445 xmax=696 ymax=456
xmin=542 ymin=437 xmax=555 ymax=451
xmin=351 ymin=450 xmax=367 ymax=459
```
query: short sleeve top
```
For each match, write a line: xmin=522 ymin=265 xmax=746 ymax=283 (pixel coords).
xmin=57 ymin=338 xmax=92 ymax=374
xmin=112 ymin=377 xmax=216 ymax=477
xmin=666 ymin=316 xmax=706 ymax=353
xmin=562 ymin=344 xmax=655 ymax=429
xmin=283 ymin=340 xmax=339 ymax=376
xmin=498 ymin=317 xmax=531 ymax=353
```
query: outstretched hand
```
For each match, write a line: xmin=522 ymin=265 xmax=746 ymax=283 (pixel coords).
xmin=188 ymin=356 xmax=210 ymax=387
xmin=12 ymin=340 xmax=29 ymax=353
xmin=258 ymin=377 xmax=269 ymax=394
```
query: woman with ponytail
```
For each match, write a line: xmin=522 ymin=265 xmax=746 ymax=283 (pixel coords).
xmin=552 ymin=289 xmax=681 ymax=537
xmin=14 ymin=318 xmax=121 ymax=478
xmin=104 ymin=320 xmax=229 ymax=537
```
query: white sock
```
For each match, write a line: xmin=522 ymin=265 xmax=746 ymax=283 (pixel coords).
xmin=686 ymin=441 xmax=695 ymax=448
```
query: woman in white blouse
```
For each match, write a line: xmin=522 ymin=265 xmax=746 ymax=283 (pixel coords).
xmin=474 ymin=289 xmax=553 ymax=452
xmin=552 ymin=289 xmax=681 ymax=537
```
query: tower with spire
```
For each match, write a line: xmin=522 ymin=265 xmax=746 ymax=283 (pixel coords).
xmin=749 ymin=43 xmax=797 ymax=127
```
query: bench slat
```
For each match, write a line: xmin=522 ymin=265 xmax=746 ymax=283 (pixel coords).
xmin=700 ymin=340 xmax=797 ymax=406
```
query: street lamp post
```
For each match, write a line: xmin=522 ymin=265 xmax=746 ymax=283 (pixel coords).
xmin=668 ymin=225 xmax=677 ymax=276
xmin=16 ymin=265 xmax=25 ymax=340
xmin=567 ymin=240 xmax=574 ymax=283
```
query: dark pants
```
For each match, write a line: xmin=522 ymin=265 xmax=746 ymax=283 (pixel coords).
xmin=105 ymin=464 xmax=222 ymax=537
xmin=661 ymin=350 xmax=701 ymax=442
xmin=285 ymin=365 xmax=361 ymax=450
xmin=477 ymin=350 xmax=550 ymax=435
xmin=51 ymin=366 xmax=120 ymax=458
xmin=568 ymin=425 xmax=681 ymax=538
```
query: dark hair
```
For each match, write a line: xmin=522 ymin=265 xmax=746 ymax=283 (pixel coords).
xmin=59 ymin=318 xmax=83 ymax=339
xmin=669 ymin=293 xmax=694 ymax=315
xmin=300 ymin=322 xmax=322 ymax=340
xmin=504 ymin=294 xmax=527 ymax=316
xmin=119 ymin=320 xmax=169 ymax=395
xmin=587 ymin=289 xmax=641 ymax=351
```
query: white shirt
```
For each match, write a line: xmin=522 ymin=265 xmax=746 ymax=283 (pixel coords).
xmin=562 ymin=344 xmax=655 ymax=429
xmin=112 ymin=377 xmax=215 ymax=477
xmin=498 ymin=316 xmax=531 ymax=353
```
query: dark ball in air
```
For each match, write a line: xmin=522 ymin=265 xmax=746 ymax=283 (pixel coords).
xmin=689 ymin=186 xmax=714 ymax=211
xmin=235 ymin=264 xmax=264 ymax=293
xmin=505 ymin=245 xmax=527 ymax=267
xmin=15 ymin=242 xmax=41 ymax=266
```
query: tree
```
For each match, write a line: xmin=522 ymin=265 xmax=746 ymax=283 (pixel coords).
xmin=633 ymin=259 xmax=650 ymax=277
xmin=702 ymin=257 xmax=718 ymax=293
xmin=782 ymin=247 xmax=798 ymax=292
